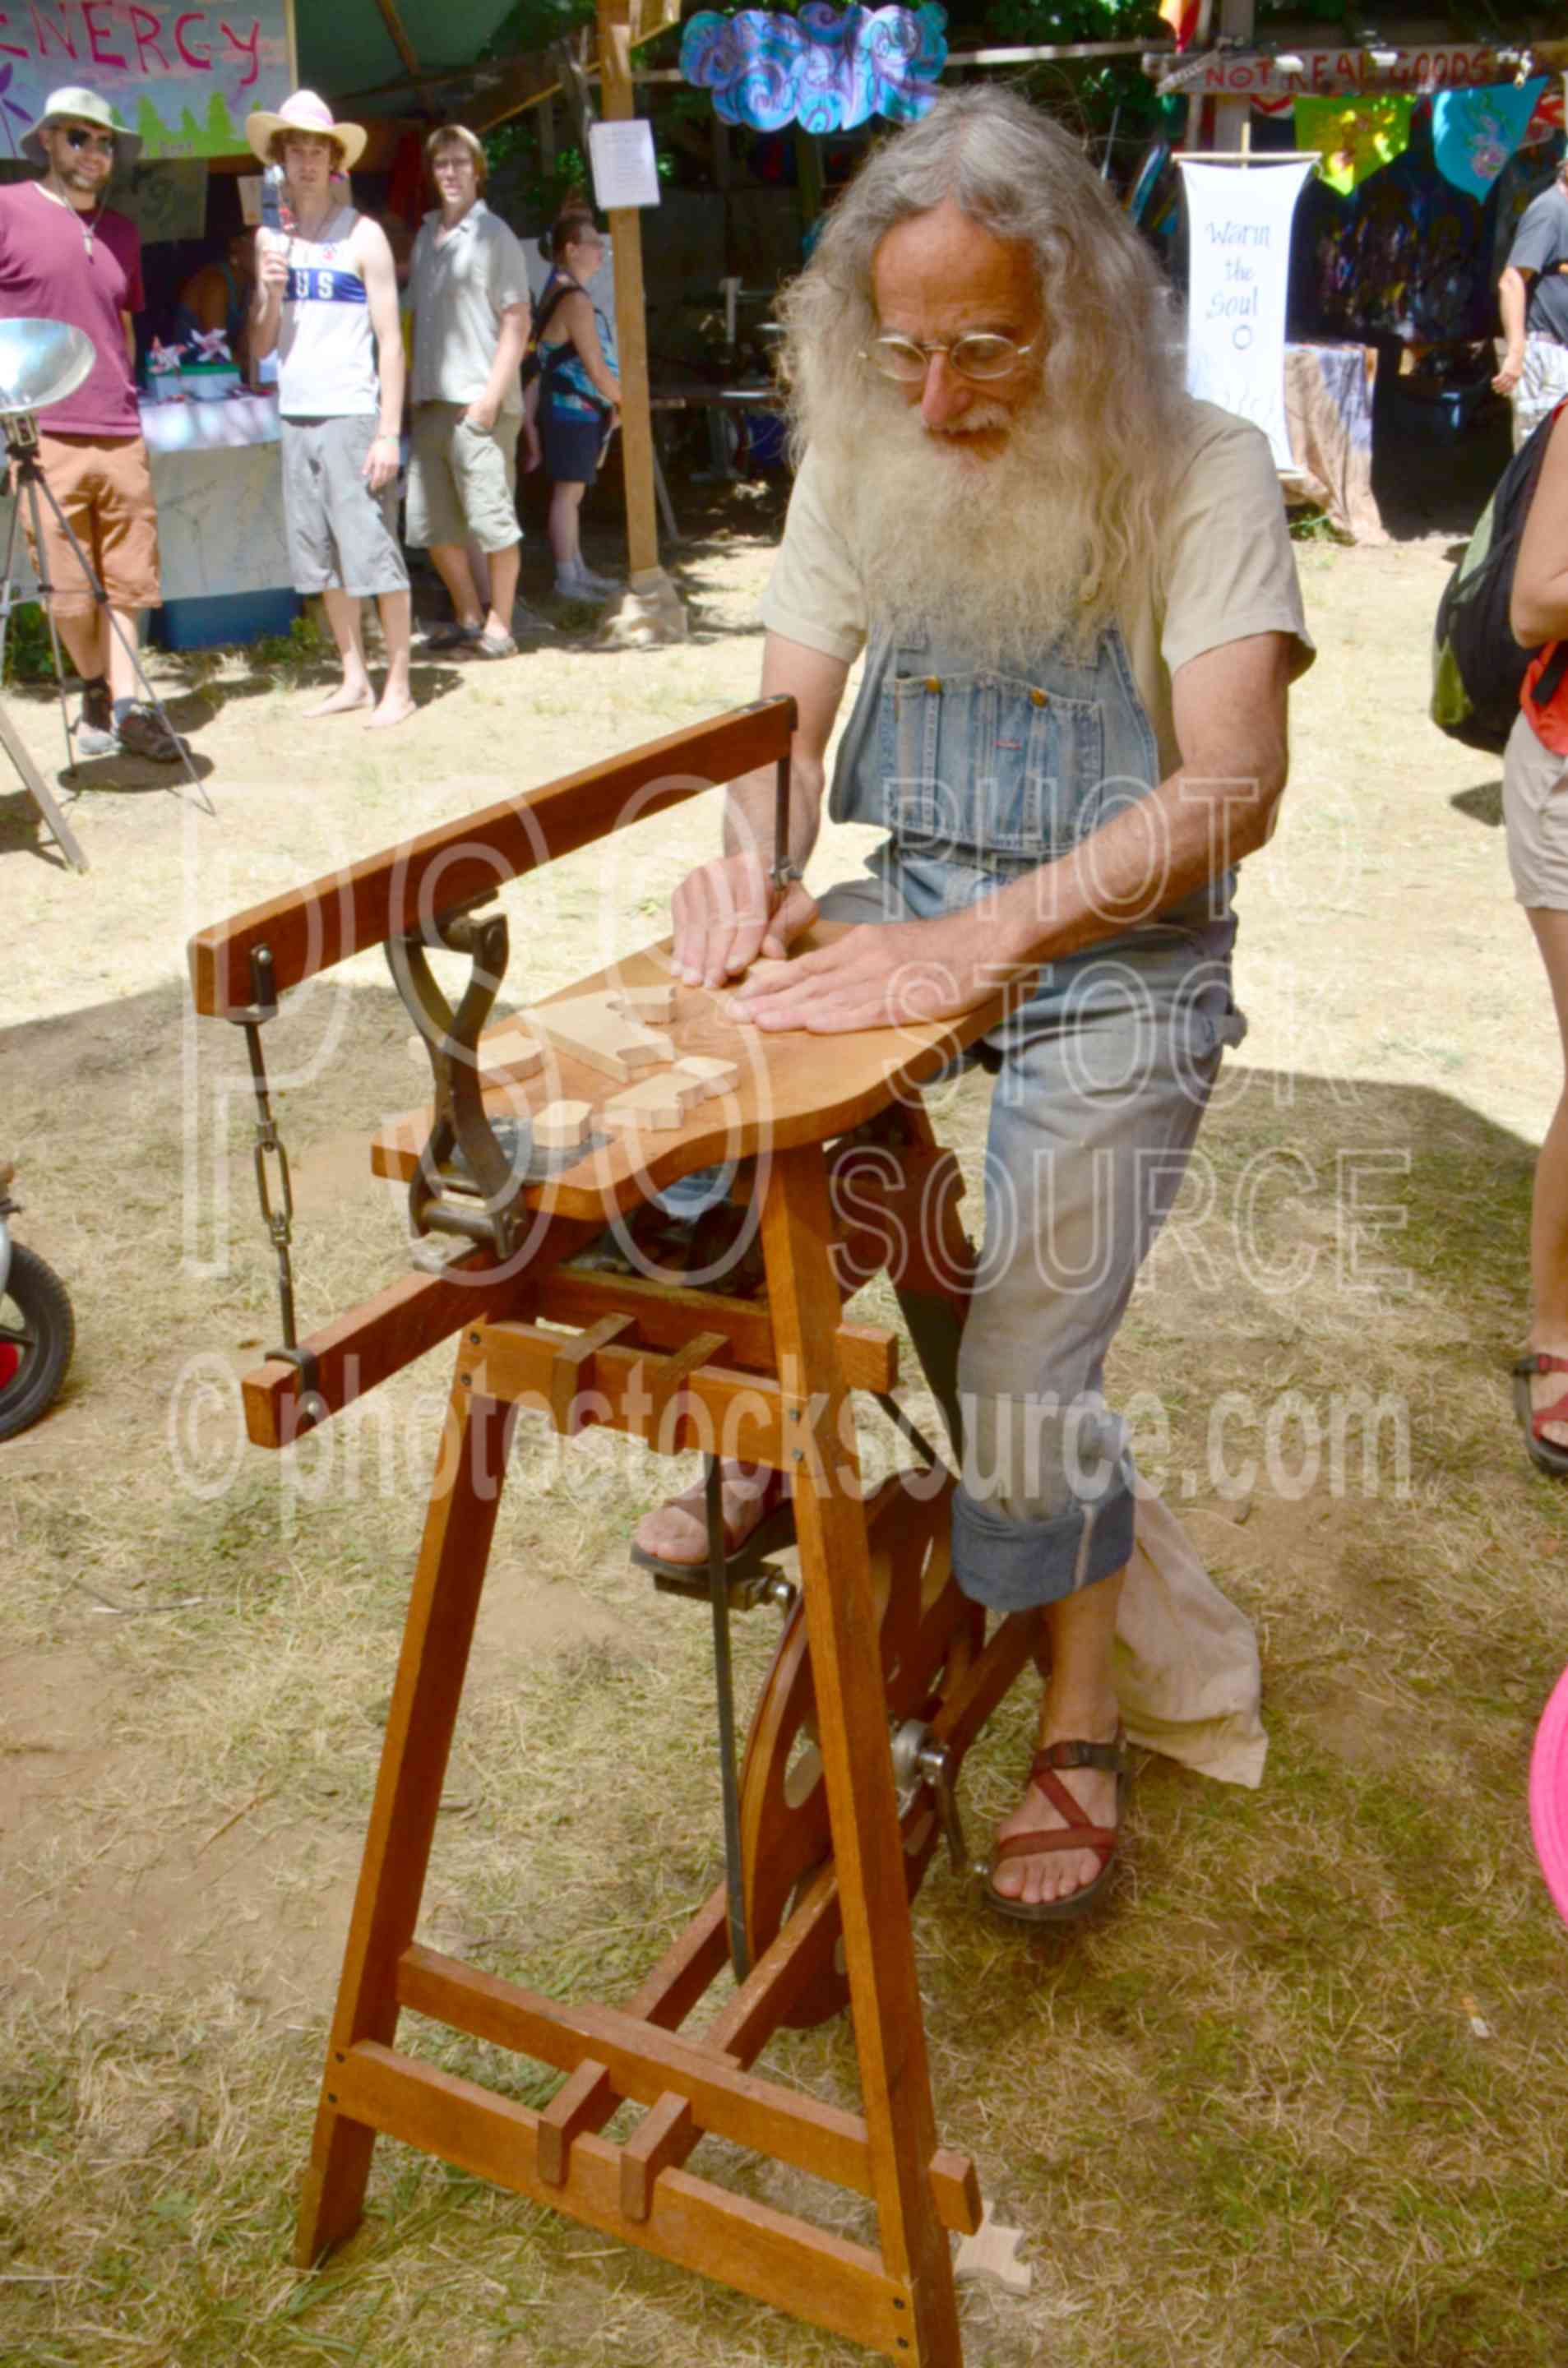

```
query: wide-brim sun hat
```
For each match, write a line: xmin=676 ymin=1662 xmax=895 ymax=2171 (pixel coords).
xmin=21 ymin=86 xmax=141 ymax=170
xmin=244 ymin=90 xmax=367 ymax=173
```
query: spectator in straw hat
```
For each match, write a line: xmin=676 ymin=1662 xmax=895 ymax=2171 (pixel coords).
xmin=0 ymin=86 xmax=185 ymax=762
xmin=247 ymin=90 xmax=414 ymax=730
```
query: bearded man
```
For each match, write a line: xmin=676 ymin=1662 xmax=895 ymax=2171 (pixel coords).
xmin=633 ymin=87 xmax=1312 ymax=1923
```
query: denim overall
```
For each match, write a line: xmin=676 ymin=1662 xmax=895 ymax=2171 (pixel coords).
xmin=813 ymin=618 xmax=1247 ymax=1611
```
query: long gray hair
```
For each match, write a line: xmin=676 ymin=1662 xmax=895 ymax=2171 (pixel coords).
xmin=779 ymin=86 xmax=1191 ymax=625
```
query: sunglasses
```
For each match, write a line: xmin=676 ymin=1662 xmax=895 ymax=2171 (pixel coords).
xmin=61 ymin=126 xmax=116 ymax=153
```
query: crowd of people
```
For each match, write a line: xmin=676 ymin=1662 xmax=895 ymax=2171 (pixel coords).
xmin=0 ymin=82 xmax=623 ymax=755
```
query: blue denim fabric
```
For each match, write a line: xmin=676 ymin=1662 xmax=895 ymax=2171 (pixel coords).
xmin=664 ymin=617 xmax=1244 ymax=1609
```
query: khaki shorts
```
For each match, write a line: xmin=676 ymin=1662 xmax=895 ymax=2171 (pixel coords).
xmin=405 ymin=403 xmax=521 ymax=553
xmin=1505 ymin=705 xmax=1568 ymax=909
xmin=21 ymin=432 xmax=161 ymax=616
xmin=280 ymin=414 xmax=409 ymax=599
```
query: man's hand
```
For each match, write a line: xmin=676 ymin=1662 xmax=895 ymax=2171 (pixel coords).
xmin=363 ymin=431 xmax=400 ymax=491
xmin=670 ymin=849 xmax=819 ymax=987
xmin=520 ymin=420 xmax=542 ymax=472
xmin=465 ymin=396 xmax=499 ymax=433
xmin=256 ymin=232 xmax=288 ymax=295
xmin=1494 ymin=349 xmax=1525 ymax=396
xmin=726 ymin=905 xmax=1025 ymax=1035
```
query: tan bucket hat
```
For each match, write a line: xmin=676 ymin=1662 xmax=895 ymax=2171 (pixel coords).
xmin=21 ymin=86 xmax=141 ymax=170
xmin=243 ymin=89 xmax=367 ymax=173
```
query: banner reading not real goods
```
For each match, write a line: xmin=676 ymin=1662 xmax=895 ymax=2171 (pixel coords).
xmin=0 ymin=2 xmax=291 ymax=160
xmin=1177 ymin=159 xmax=1312 ymax=472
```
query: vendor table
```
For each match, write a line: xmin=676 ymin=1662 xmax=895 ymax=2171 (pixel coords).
xmin=1283 ymin=341 xmax=1386 ymax=543
xmin=0 ymin=391 xmax=296 ymax=646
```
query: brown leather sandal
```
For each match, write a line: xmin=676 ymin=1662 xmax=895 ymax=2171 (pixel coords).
xmin=1513 ymin=1353 xmax=1568 ymax=1478
xmin=628 ymin=1465 xmax=795 ymax=1584
xmin=986 ymin=1734 xmax=1127 ymax=1926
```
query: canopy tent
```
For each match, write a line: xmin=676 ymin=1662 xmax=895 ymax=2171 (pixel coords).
xmin=295 ymin=2 xmax=524 ymax=119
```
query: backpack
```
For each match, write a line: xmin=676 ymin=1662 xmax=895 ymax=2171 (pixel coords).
xmin=1431 ymin=405 xmax=1568 ymax=752
xmin=519 ymin=277 xmax=574 ymax=392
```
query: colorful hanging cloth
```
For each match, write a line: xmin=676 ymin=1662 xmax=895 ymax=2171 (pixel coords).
xmin=1294 ymin=95 xmax=1413 ymax=197
xmin=680 ymin=4 xmax=947 ymax=132
xmin=1432 ymin=79 xmax=1547 ymax=201
xmin=1159 ymin=0 xmax=1200 ymax=54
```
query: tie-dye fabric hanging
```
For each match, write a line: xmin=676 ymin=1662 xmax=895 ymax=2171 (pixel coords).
xmin=680 ymin=4 xmax=947 ymax=132
xmin=1432 ymin=79 xmax=1547 ymax=201
xmin=1293 ymin=95 xmax=1413 ymax=196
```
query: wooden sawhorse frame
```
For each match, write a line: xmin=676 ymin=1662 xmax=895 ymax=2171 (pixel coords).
xmin=188 ymin=704 xmax=1040 ymax=2366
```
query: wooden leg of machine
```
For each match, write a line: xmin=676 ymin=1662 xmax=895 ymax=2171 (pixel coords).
xmin=295 ymin=1362 xmax=516 ymax=2266
xmin=761 ymin=1143 xmax=965 ymax=2367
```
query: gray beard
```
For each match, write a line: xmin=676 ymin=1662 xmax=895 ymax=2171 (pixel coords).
xmin=821 ymin=391 xmax=1104 ymax=670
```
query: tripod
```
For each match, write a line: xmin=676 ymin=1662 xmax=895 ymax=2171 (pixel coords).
xmin=0 ymin=406 xmax=209 ymax=851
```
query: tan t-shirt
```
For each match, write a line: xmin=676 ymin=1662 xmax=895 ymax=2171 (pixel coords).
xmin=759 ymin=400 xmax=1314 ymax=778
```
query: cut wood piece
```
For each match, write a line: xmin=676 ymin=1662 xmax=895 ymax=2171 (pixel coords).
xmin=478 ymin=1025 xmax=544 ymax=1080
xmin=609 ymin=984 xmax=676 ymax=1024
xmin=534 ymin=1099 xmax=593 ymax=1151
xmin=524 ymin=996 xmax=673 ymax=1084
xmin=652 ymin=944 xmax=796 ymax=995
xmin=600 ymin=1074 xmax=705 ymax=1133
xmin=676 ymin=1055 xmax=739 ymax=1098
xmin=954 ymin=2201 xmax=1032 ymax=2296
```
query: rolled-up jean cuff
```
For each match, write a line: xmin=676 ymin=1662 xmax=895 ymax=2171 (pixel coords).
xmin=951 ymin=1479 xmax=1136 ymax=1611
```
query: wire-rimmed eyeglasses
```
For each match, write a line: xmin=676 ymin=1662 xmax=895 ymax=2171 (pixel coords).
xmin=861 ymin=331 xmax=1036 ymax=384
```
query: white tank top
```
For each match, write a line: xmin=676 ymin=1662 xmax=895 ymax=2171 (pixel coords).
xmin=275 ymin=207 xmax=379 ymax=419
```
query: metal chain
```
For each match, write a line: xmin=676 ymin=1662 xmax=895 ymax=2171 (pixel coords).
xmin=241 ymin=1016 xmax=300 ymax=1353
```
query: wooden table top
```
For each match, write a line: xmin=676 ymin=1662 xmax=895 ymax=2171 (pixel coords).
xmin=371 ymin=926 xmax=1002 ymax=1225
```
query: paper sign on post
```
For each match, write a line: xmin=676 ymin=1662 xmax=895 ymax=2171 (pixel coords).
xmin=589 ymin=119 xmax=662 ymax=209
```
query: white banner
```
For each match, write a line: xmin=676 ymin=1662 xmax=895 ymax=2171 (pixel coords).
xmin=1178 ymin=159 xmax=1313 ymax=471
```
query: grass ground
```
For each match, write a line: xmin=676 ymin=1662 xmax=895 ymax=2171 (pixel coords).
xmin=3 ymin=451 xmax=1568 ymax=2368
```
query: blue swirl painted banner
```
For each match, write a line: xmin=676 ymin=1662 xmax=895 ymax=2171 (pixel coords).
xmin=680 ymin=5 xmax=947 ymax=132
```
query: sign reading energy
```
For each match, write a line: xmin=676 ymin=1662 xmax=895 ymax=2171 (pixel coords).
xmin=1177 ymin=158 xmax=1313 ymax=472
xmin=0 ymin=2 xmax=291 ymax=159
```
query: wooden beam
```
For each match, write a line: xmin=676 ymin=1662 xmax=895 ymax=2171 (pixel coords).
xmin=370 ymin=0 xmax=422 ymax=81
xmin=188 ymin=699 xmax=793 ymax=1017
xmin=331 ymin=2043 xmax=911 ymax=2356
xmin=395 ymin=1945 xmax=980 ymax=2234
xmin=465 ymin=0 xmax=682 ymax=136
xmin=598 ymin=0 xmax=661 ymax=580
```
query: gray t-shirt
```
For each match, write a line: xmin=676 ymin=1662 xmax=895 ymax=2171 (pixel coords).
xmin=1507 ymin=182 xmax=1568 ymax=347
xmin=409 ymin=199 xmax=531 ymax=412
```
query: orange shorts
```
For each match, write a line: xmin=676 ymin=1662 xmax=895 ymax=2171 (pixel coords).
xmin=18 ymin=432 xmax=161 ymax=617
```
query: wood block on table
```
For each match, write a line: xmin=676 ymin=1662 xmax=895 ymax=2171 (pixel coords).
xmin=599 ymin=1073 xmax=706 ymax=1133
xmin=534 ymin=1098 xmax=594 ymax=1151
xmin=608 ymin=983 xmax=676 ymax=1024
xmin=478 ymin=1024 xmax=544 ymax=1080
xmin=676 ymin=1054 xmax=739 ymax=1098
xmin=523 ymin=995 xmax=673 ymax=1084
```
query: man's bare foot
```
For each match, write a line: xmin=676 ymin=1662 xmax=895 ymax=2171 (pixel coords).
xmin=633 ymin=1461 xmax=787 ymax=1566
xmin=365 ymin=692 xmax=416 ymax=732
xmin=990 ymin=1727 xmax=1122 ymax=1910
xmin=303 ymin=682 xmax=372 ymax=718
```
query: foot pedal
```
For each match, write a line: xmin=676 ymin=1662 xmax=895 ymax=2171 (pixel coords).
xmin=632 ymin=1499 xmax=798 ymax=1612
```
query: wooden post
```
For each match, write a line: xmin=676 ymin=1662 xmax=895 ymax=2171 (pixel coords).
xmin=596 ymin=0 xmax=688 ymax=641
xmin=1214 ymin=0 xmax=1254 ymax=150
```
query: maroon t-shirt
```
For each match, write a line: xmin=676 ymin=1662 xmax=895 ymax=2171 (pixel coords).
xmin=0 ymin=183 xmax=143 ymax=437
